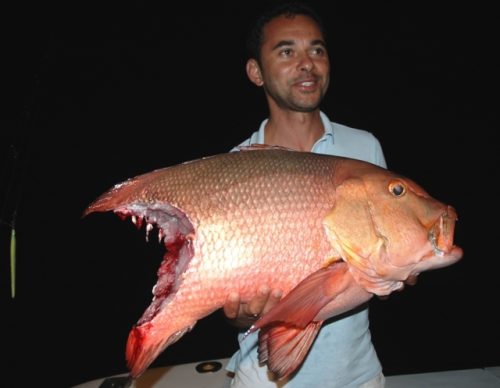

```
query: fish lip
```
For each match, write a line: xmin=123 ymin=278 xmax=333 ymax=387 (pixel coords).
xmin=429 ymin=206 xmax=458 ymax=256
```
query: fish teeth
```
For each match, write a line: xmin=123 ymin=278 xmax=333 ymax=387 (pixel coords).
xmin=429 ymin=229 xmax=445 ymax=256
xmin=130 ymin=215 xmax=143 ymax=230
xmin=146 ymin=223 xmax=153 ymax=242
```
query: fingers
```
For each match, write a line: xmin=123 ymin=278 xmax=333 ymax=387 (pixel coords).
xmin=378 ymin=274 xmax=420 ymax=301
xmin=246 ymin=286 xmax=283 ymax=316
xmin=265 ymin=288 xmax=283 ymax=313
xmin=405 ymin=274 xmax=418 ymax=286
xmin=223 ymin=292 xmax=241 ymax=319
xmin=245 ymin=285 xmax=270 ymax=316
xmin=223 ymin=286 xmax=283 ymax=328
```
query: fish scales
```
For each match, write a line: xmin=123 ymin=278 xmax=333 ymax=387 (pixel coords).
xmin=84 ymin=147 xmax=462 ymax=380
xmin=139 ymin=150 xmax=340 ymax=307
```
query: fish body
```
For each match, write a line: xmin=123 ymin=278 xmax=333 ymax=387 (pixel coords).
xmin=84 ymin=147 xmax=462 ymax=380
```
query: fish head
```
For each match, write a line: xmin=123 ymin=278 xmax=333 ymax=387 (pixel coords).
xmin=324 ymin=166 xmax=463 ymax=296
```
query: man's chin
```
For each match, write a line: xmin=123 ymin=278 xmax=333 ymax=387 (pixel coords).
xmin=289 ymin=103 xmax=321 ymax=113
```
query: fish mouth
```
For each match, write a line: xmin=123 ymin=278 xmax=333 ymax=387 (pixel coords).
xmin=114 ymin=203 xmax=195 ymax=325
xmin=410 ymin=205 xmax=463 ymax=275
xmin=428 ymin=205 xmax=458 ymax=256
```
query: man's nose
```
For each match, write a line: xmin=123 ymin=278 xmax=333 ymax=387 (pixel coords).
xmin=298 ymin=53 xmax=314 ymax=72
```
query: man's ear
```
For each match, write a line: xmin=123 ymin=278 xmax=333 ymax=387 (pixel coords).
xmin=246 ymin=58 xmax=264 ymax=86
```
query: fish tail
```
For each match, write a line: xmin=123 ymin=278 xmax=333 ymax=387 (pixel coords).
xmin=126 ymin=323 xmax=193 ymax=378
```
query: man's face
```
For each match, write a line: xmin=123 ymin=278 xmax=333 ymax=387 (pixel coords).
xmin=258 ymin=14 xmax=330 ymax=112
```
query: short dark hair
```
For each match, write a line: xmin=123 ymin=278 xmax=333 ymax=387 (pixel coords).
xmin=246 ymin=1 xmax=326 ymax=63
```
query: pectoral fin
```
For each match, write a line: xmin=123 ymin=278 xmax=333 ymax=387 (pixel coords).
xmin=246 ymin=261 xmax=366 ymax=380
xmin=249 ymin=261 xmax=351 ymax=332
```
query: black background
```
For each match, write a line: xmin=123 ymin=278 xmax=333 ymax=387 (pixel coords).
xmin=2 ymin=1 xmax=499 ymax=387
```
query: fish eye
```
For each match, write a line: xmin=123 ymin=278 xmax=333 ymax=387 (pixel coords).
xmin=388 ymin=180 xmax=406 ymax=197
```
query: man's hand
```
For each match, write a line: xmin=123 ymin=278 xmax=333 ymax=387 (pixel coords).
xmin=223 ymin=285 xmax=282 ymax=329
xmin=404 ymin=274 xmax=419 ymax=286
xmin=378 ymin=274 xmax=419 ymax=300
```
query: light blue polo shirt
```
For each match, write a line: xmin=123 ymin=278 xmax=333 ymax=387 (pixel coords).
xmin=226 ymin=111 xmax=386 ymax=387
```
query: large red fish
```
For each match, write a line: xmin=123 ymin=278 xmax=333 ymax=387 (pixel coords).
xmin=84 ymin=146 xmax=463 ymax=381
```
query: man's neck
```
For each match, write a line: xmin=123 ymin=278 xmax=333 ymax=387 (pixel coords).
xmin=264 ymin=109 xmax=325 ymax=152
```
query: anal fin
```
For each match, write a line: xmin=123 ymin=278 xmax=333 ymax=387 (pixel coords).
xmin=258 ymin=321 xmax=323 ymax=380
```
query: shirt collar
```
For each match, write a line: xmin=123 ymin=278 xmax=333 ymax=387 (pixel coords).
xmin=257 ymin=111 xmax=334 ymax=146
xmin=256 ymin=118 xmax=267 ymax=144
xmin=319 ymin=111 xmax=334 ymax=141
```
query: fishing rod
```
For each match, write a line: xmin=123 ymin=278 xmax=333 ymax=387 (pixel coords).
xmin=0 ymin=140 xmax=24 ymax=299
xmin=1 ymin=38 xmax=51 ymax=299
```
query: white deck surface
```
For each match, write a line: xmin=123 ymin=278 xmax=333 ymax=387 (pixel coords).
xmin=73 ymin=359 xmax=500 ymax=387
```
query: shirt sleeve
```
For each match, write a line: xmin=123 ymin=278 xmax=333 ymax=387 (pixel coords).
xmin=373 ymin=136 xmax=387 ymax=169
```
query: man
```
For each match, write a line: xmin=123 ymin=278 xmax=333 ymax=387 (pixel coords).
xmin=223 ymin=2 xmax=387 ymax=387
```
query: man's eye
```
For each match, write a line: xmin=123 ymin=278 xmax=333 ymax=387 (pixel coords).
xmin=311 ymin=47 xmax=325 ymax=56
xmin=280 ymin=48 xmax=292 ymax=57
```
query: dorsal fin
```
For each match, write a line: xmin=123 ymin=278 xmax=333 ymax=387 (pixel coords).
xmin=233 ymin=144 xmax=296 ymax=152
